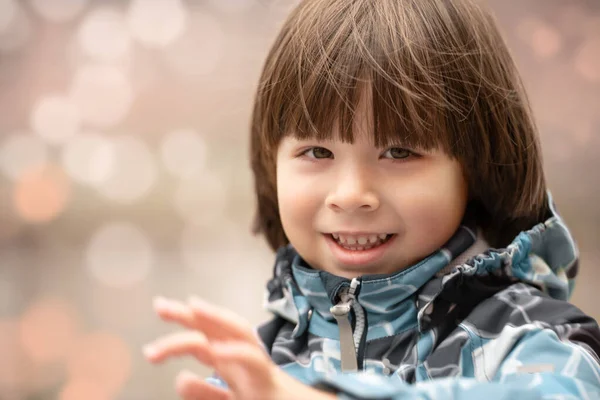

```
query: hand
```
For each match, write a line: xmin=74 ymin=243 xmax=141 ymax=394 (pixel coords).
xmin=143 ymin=296 xmax=336 ymax=400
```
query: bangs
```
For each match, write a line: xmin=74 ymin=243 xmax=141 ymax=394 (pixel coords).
xmin=252 ymin=0 xmax=548 ymax=251
xmin=261 ymin=0 xmax=465 ymax=153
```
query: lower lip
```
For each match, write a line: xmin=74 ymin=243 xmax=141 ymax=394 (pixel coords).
xmin=324 ymin=234 xmax=396 ymax=267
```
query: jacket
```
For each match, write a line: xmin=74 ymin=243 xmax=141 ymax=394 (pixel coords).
xmin=256 ymin=197 xmax=600 ymax=399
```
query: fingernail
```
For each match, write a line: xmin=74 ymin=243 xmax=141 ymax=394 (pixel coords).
xmin=142 ymin=344 xmax=158 ymax=358
xmin=153 ymin=296 xmax=170 ymax=309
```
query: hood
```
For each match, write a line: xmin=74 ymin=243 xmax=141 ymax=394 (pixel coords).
xmin=263 ymin=193 xmax=579 ymax=338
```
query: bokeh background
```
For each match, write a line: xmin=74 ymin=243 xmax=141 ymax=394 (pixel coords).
xmin=0 ymin=0 xmax=598 ymax=399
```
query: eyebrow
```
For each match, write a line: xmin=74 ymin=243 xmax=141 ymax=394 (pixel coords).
xmin=286 ymin=135 xmax=423 ymax=151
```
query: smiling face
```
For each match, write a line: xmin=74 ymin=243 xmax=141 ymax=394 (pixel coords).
xmin=276 ymin=99 xmax=468 ymax=279
xmin=253 ymin=0 xmax=548 ymax=257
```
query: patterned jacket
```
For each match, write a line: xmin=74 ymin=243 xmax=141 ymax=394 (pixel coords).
xmin=255 ymin=198 xmax=600 ymax=399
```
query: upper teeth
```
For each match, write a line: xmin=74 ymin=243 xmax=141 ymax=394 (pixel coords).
xmin=332 ymin=233 xmax=388 ymax=244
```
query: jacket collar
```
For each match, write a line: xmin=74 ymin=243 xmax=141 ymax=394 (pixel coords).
xmin=264 ymin=193 xmax=578 ymax=337
xmin=264 ymin=219 xmax=477 ymax=337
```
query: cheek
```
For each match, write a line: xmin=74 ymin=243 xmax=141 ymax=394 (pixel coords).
xmin=276 ymin=170 xmax=321 ymax=235
xmin=395 ymin=165 xmax=468 ymax=234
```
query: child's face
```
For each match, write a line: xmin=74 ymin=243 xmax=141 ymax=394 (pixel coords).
xmin=276 ymin=107 xmax=468 ymax=279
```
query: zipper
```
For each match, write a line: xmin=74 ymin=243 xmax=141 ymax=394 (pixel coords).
xmin=329 ymin=277 xmax=366 ymax=372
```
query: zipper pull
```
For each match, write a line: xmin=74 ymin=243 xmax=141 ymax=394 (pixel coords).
xmin=330 ymin=278 xmax=361 ymax=372
xmin=331 ymin=298 xmax=358 ymax=372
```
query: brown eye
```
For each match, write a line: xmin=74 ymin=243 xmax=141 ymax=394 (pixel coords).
xmin=383 ymin=147 xmax=411 ymax=160
xmin=306 ymin=147 xmax=333 ymax=159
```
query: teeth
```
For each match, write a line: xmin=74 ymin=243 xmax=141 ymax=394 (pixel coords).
xmin=332 ymin=233 xmax=392 ymax=251
xmin=334 ymin=234 xmax=390 ymax=242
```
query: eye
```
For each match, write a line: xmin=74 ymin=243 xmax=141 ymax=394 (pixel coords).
xmin=382 ymin=147 xmax=414 ymax=160
xmin=303 ymin=147 xmax=333 ymax=159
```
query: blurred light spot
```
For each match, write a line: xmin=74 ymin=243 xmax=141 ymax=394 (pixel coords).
xmin=31 ymin=95 xmax=81 ymax=145
xmin=78 ymin=7 xmax=131 ymax=63
xmin=173 ymin=173 xmax=228 ymax=225
xmin=517 ymin=17 xmax=562 ymax=58
xmin=19 ymin=297 xmax=80 ymax=365
xmin=61 ymin=131 xmax=115 ymax=186
xmin=575 ymin=38 xmax=600 ymax=83
xmin=128 ymin=0 xmax=188 ymax=48
xmin=530 ymin=27 xmax=562 ymax=58
xmin=0 ymin=320 xmax=33 ymax=395
xmin=13 ymin=165 xmax=71 ymax=223
xmin=0 ymin=132 xmax=48 ymax=181
xmin=59 ymin=379 xmax=110 ymax=400
xmin=163 ymin=12 xmax=223 ymax=77
xmin=207 ymin=0 xmax=256 ymax=14
xmin=160 ymin=128 xmax=207 ymax=179
xmin=66 ymin=332 xmax=132 ymax=397
xmin=86 ymin=222 xmax=153 ymax=288
xmin=66 ymin=30 xmax=134 ymax=81
xmin=96 ymin=136 xmax=156 ymax=203
xmin=29 ymin=0 xmax=88 ymax=23
xmin=70 ymin=64 xmax=134 ymax=128
xmin=0 ymin=0 xmax=17 ymax=34
xmin=0 ymin=2 xmax=31 ymax=54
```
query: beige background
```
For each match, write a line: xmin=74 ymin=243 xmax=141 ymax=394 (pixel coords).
xmin=0 ymin=0 xmax=598 ymax=399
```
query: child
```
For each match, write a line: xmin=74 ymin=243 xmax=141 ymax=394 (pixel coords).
xmin=143 ymin=0 xmax=600 ymax=398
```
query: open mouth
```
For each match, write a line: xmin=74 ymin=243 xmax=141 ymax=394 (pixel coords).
xmin=329 ymin=233 xmax=394 ymax=251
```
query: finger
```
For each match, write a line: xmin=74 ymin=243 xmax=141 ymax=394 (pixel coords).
xmin=143 ymin=331 xmax=214 ymax=366
xmin=211 ymin=342 xmax=275 ymax=392
xmin=153 ymin=296 xmax=197 ymax=330
xmin=175 ymin=370 xmax=232 ymax=400
xmin=188 ymin=296 xmax=260 ymax=345
xmin=156 ymin=296 xmax=259 ymax=346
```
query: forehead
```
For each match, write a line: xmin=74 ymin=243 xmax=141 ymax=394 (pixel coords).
xmin=282 ymin=81 xmax=444 ymax=151
xmin=256 ymin=0 xmax=512 ymax=167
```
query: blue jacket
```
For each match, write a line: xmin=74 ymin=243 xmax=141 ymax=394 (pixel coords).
xmin=254 ymin=197 xmax=600 ymax=399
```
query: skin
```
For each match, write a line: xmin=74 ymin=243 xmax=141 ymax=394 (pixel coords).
xmin=144 ymin=96 xmax=469 ymax=398
xmin=144 ymin=296 xmax=336 ymax=400
xmin=276 ymin=100 xmax=469 ymax=279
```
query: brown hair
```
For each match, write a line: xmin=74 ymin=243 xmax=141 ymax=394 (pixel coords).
xmin=250 ymin=0 xmax=549 ymax=251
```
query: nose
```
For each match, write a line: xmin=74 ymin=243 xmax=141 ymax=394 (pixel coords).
xmin=325 ymin=167 xmax=380 ymax=213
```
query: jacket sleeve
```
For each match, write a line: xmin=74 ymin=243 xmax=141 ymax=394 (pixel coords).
xmin=312 ymin=321 xmax=600 ymax=399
